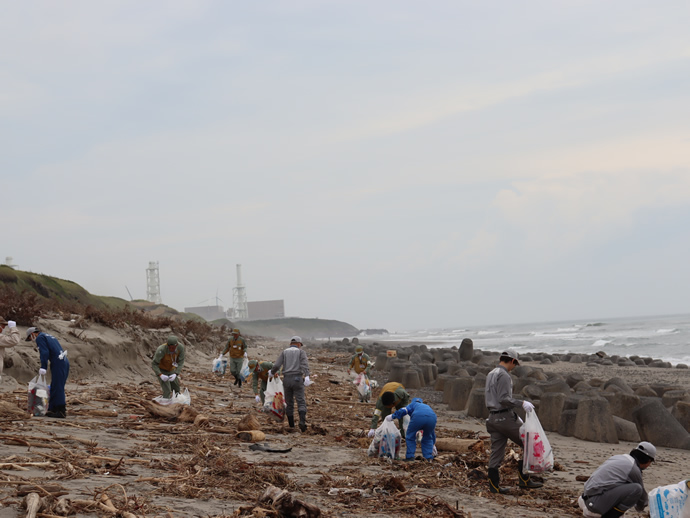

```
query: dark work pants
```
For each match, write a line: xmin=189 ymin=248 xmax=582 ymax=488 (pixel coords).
xmin=586 ymin=484 xmax=643 ymax=514
xmin=486 ymin=410 xmax=523 ymax=469
xmin=283 ymin=374 xmax=306 ymax=418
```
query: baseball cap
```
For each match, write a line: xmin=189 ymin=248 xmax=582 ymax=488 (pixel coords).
xmin=501 ymin=349 xmax=519 ymax=365
xmin=635 ymin=441 xmax=656 ymax=461
xmin=25 ymin=327 xmax=39 ymax=341
xmin=290 ymin=336 xmax=302 ymax=344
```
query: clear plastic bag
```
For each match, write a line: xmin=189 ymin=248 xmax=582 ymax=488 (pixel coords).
xmin=239 ymin=357 xmax=250 ymax=381
xmin=28 ymin=373 xmax=50 ymax=417
xmin=354 ymin=373 xmax=371 ymax=402
xmin=519 ymin=410 xmax=554 ymax=474
xmin=154 ymin=388 xmax=191 ymax=406
xmin=369 ymin=418 xmax=401 ymax=459
xmin=212 ymin=355 xmax=227 ymax=374
xmin=649 ymin=480 xmax=690 ymax=518
xmin=263 ymin=376 xmax=286 ymax=421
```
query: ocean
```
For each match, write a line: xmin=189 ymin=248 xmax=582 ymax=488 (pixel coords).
xmin=382 ymin=313 xmax=690 ymax=366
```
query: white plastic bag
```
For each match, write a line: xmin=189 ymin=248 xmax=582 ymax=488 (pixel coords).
xmin=212 ymin=355 xmax=227 ymax=374
xmin=354 ymin=373 xmax=371 ymax=401
xmin=239 ymin=357 xmax=250 ymax=381
xmin=519 ymin=410 xmax=554 ymax=474
xmin=28 ymin=373 xmax=50 ymax=417
xmin=154 ymin=388 xmax=191 ymax=406
xmin=371 ymin=418 xmax=401 ymax=459
xmin=649 ymin=480 xmax=690 ymax=518
xmin=263 ymin=376 xmax=286 ymax=421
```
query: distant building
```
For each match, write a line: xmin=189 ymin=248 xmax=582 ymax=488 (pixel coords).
xmin=184 ymin=305 xmax=226 ymax=322
xmin=247 ymin=300 xmax=285 ymax=320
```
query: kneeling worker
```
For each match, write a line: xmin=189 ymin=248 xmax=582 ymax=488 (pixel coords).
xmin=579 ymin=441 xmax=655 ymax=518
xmin=368 ymin=381 xmax=410 ymax=438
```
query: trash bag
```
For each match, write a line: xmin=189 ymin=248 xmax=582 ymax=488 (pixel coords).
xmin=367 ymin=418 xmax=401 ymax=459
xmin=28 ymin=373 xmax=50 ymax=417
xmin=239 ymin=357 xmax=250 ymax=381
xmin=154 ymin=388 xmax=191 ymax=406
xmin=519 ymin=410 xmax=554 ymax=474
xmin=649 ymin=480 xmax=690 ymax=518
xmin=212 ymin=355 xmax=227 ymax=375
xmin=263 ymin=376 xmax=286 ymax=421
xmin=354 ymin=373 xmax=371 ymax=402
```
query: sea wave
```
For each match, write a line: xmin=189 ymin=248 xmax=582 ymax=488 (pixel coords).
xmin=477 ymin=330 xmax=501 ymax=336
xmin=591 ymin=339 xmax=612 ymax=347
xmin=656 ymin=328 xmax=678 ymax=334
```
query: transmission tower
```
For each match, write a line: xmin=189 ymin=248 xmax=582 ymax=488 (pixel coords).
xmin=146 ymin=261 xmax=162 ymax=304
xmin=232 ymin=264 xmax=248 ymax=320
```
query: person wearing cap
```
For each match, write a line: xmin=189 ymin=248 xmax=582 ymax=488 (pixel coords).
xmin=26 ymin=327 xmax=70 ymax=418
xmin=151 ymin=335 xmax=185 ymax=398
xmin=270 ymin=336 xmax=310 ymax=432
xmin=368 ymin=382 xmax=410 ymax=438
xmin=484 ymin=349 xmax=543 ymax=493
xmin=578 ymin=442 xmax=656 ymax=518
xmin=386 ymin=397 xmax=437 ymax=461
xmin=0 ymin=317 xmax=20 ymax=381
xmin=248 ymin=359 xmax=275 ymax=404
xmin=348 ymin=345 xmax=372 ymax=376
xmin=222 ymin=328 xmax=247 ymax=387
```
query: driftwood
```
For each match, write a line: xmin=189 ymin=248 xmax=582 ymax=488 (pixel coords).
xmin=142 ymin=401 xmax=185 ymax=419
xmin=71 ymin=409 xmax=118 ymax=418
xmin=236 ymin=430 xmax=266 ymax=442
xmin=260 ymin=484 xmax=321 ymax=518
xmin=177 ymin=406 xmax=199 ymax=423
xmin=0 ymin=401 xmax=30 ymax=419
xmin=237 ymin=413 xmax=261 ymax=431
xmin=435 ymin=438 xmax=483 ymax=453
xmin=193 ymin=414 xmax=209 ymax=427
xmin=23 ymin=492 xmax=41 ymax=518
xmin=190 ymin=385 xmax=224 ymax=394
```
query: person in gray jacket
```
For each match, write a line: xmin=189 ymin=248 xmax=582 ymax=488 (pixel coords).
xmin=271 ymin=336 xmax=311 ymax=432
xmin=578 ymin=442 xmax=655 ymax=518
xmin=484 ymin=349 xmax=543 ymax=493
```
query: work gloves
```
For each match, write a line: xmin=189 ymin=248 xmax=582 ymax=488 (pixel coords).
xmin=160 ymin=374 xmax=170 ymax=382
xmin=384 ymin=415 xmax=393 ymax=422
xmin=367 ymin=429 xmax=376 ymax=438
xmin=7 ymin=321 xmax=16 ymax=328
xmin=304 ymin=376 xmax=312 ymax=387
xmin=169 ymin=374 xmax=177 ymax=382
xmin=39 ymin=368 xmax=47 ymax=376
xmin=255 ymin=395 xmax=261 ymax=403
xmin=244 ymin=352 xmax=248 ymax=359
xmin=522 ymin=400 xmax=535 ymax=412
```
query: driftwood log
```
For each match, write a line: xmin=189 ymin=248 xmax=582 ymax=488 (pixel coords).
xmin=142 ymin=401 xmax=185 ymax=419
xmin=236 ymin=430 xmax=266 ymax=442
xmin=435 ymin=438 xmax=483 ymax=453
xmin=23 ymin=492 xmax=41 ymax=518
xmin=237 ymin=413 xmax=261 ymax=431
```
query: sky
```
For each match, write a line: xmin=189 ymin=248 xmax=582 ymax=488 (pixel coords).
xmin=2 ymin=1 xmax=690 ymax=332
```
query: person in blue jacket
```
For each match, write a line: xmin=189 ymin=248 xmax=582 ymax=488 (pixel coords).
xmin=385 ymin=397 xmax=437 ymax=460
xmin=26 ymin=327 xmax=70 ymax=418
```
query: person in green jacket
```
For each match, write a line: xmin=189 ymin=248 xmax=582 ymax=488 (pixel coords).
xmin=248 ymin=359 xmax=275 ymax=404
xmin=222 ymin=328 xmax=247 ymax=387
xmin=367 ymin=381 xmax=410 ymax=437
xmin=348 ymin=345 xmax=372 ymax=376
xmin=151 ymin=335 xmax=185 ymax=398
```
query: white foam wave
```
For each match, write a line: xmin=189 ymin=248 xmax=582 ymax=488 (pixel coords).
xmin=477 ymin=330 xmax=501 ymax=335
xmin=656 ymin=328 xmax=678 ymax=334
xmin=591 ymin=339 xmax=611 ymax=347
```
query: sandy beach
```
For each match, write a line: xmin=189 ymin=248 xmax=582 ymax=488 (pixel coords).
xmin=1 ymin=322 xmax=689 ymax=517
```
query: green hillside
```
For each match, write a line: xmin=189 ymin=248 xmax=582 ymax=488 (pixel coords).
xmin=212 ymin=317 xmax=359 ymax=340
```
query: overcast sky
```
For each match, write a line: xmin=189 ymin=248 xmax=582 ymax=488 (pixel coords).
xmin=3 ymin=1 xmax=690 ymax=332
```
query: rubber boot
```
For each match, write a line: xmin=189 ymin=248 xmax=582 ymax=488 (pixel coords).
xmin=233 ymin=377 xmax=238 ymax=386
xmin=238 ymin=378 xmax=242 ymax=388
xmin=518 ymin=461 xmax=543 ymax=488
xmin=299 ymin=411 xmax=307 ymax=432
xmin=287 ymin=414 xmax=295 ymax=428
xmin=488 ymin=468 xmax=509 ymax=494
xmin=601 ymin=508 xmax=625 ymax=518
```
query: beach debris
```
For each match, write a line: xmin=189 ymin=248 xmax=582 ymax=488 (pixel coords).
xmin=249 ymin=443 xmax=292 ymax=453
xmin=259 ymin=484 xmax=321 ymax=518
xmin=237 ymin=412 xmax=261 ymax=431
